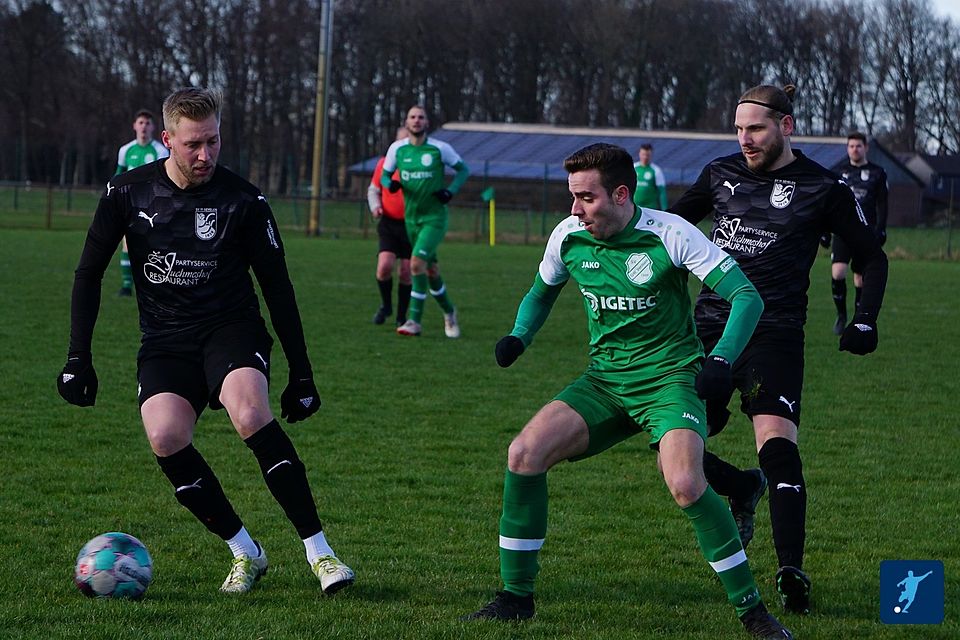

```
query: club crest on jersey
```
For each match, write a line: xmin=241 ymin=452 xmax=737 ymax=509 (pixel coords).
xmin=625 ymin=253 xmax=653 ymax=286
xmin=861 ymin=169 xmax=870 ymax=181
xmin=770 ymin=179 xmax=796 ymax=209
xmin=421 ymin=153 xmax=433 ymax=167
xmin=195 ymin=208 xmax=218 ymax=240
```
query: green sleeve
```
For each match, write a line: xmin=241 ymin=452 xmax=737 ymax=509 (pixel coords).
xmin=115 ymin=165 xmax=125 ymax=176
xmin=448 ymin=160 xmax=470 ymax=195
xmin=702 ymin=264 xmax=763 ymax=362
xmin=380 ymin=172 xmax=392 ymax=189
xmin=658 ymin=185 xmax=668 ymax=209
xmin=509 ymin=273 xmax=564 ymax=347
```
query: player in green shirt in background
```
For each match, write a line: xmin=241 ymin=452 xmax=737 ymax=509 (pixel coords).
xmin=462 ymin=144 xmax=793 ymax=639
xmin=115 ymin=109 xmax=169 ymax=296
xmin=633 ymin=142 xmax=668 ymax=209
xmin=381 ymin=106 xmax=469 ymax=338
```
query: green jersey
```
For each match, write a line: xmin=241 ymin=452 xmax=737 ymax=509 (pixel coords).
xmin=633 ymin=161 xmax=668 ymax=209
xmin=116 ymin=139 xmax=168 ymax=174
xmin=538 ymin=208 xmax=737 ymax=378
xmin=382 ymin=137 xmax=464 ymax=222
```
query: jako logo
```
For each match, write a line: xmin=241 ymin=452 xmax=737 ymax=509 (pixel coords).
xmin=682 ymin=412 xmax=701 ymax=424
xmin=581 ymin=261 xmax=600 ymax=269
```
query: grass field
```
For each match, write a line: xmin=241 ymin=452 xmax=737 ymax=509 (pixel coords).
xmin=0 ymin=227 xmax=957 ymax=639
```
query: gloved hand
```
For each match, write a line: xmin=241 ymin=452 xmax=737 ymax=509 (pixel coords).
xmin=280 ymin=375 xmax=321 ymax=423
xmin=57 ymin=353 xmax=98 ymax=406
xmin=695 ymin=355 xmax=733 ymax=402
xmin=494 ymin=335 xmax=525 ymax=368
xmin=876 ymin=229 xmax=887 ymax=246
xmin=706 ymin=400 xmax=732 ymax=437
xmin=433 ymin=188 xmax=453 ymax=204
xmin=839 ymin=320 xmax=878 ymax=355
xmin=819 ymin=233 xmax=832 ymax=249
xmin=387 ymin=180 xmax=402 ymax=194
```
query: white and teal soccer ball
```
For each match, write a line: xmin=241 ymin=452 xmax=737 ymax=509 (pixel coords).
xmin=74 ymin=532 xmax=153 ymax=599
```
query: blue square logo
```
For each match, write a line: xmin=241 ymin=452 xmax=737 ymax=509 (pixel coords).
xmin=880 ymin=560 xmax=944 ymax=624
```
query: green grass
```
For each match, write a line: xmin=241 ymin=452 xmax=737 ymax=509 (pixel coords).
xmin=0 ymin=228 xmax=957 ymax=639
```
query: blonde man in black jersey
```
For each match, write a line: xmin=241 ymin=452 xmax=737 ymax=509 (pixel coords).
xmin=57 ymin=87 xmax=354 ymax=596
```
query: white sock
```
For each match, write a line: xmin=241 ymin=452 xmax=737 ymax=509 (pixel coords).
xmin=226 ymin=527 xmax=259 ymax=559
xmin=303 ymin=530 xmax=336 ymax=564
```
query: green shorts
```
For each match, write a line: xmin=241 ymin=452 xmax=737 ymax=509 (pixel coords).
xmin=406 ymin=216 xmax=448 ymax=264
xmin=555 ymin=365 xmax=707 ymax=461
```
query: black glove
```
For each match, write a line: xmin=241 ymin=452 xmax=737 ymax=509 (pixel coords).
xmin=494 ymin=335 xmax=525 ymax=368
xmin=876 ymin=229 xmax=887 ymax=246
xmin=706 ymin=400 xmax=732 ymax=437
xmin=839 ymin=320 xmax=878 ymax=355
xmin=57 ymin=353 xmax=98 ymax=407
xmin=695 ymin=355 xmax=733 ymax=402
xmin=387 ymin=180 xmax=402 ymax=193
xmin=280 ymin=375 xmax=321 ymax=423
xmin=819 ymin=233 xmax=832 ymax=249
xmin=433 ymin=188 xmax=453 ymax=204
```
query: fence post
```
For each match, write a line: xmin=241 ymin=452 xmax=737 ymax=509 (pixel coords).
xmin=542 ymin=163 xmax=549 ymax=237
xmin=947 ymin=177 xmax=954 ymax=259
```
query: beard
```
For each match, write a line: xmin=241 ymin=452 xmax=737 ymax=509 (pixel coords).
xmin=172 ymin=153 xmax=214 ymax=188
xmin=743 ymin=134 xmax=785 ymax=172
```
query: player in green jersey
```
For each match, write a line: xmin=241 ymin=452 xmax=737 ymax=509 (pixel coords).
xmin=633 ymin=143 xmax=668 ymax=209
xmin=381 ymin=106 xmax=469 ymax=338
xmin=115 ymin=109 xmax=169 ymax=296
xmin=462 ymin=144 xmax=793 ymax=639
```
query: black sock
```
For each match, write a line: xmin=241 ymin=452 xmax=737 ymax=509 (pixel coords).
xmin=244 ymin=419 xmax=323 ymax=539
xmin=758 ymin=438 xmax=806 ymax=569
xmin=156 ymin=445 xmax=243 ymax=540
xmin=397 ymin=282 xmax=412 ymax=321
xmin=831 ymin=278 xmax=847 ymax=317
xmin=377 ymin=277 xmax=393 ymax=310
xmin=703 ymin=450 xmax=757 ymax=499
xmin=854 ymin=285 xmax=862 ymax=313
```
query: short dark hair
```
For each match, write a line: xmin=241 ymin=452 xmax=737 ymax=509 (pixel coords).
xmin=738 ymin=84 xmax=796 ymax=121
xmin=134 ymin=109 xmax=155 ymax=122
xmin=564 ymin=143 xmax=636 ymax=197
xmin=639 ymin=143 xmax=653 ymax=152
xmin=847 ymin=131 xmax=867 ymax=144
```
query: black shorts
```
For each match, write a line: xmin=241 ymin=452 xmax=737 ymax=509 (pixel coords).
xmin=377 ymin=216 xmax=412 ymax=259
xmin=699 ymin=325 xmax=805 ymax=427
xmin=831 ymin=234 xmax=853 ymax=266
xmin=136 ymin=319 xmax=273 ymax=418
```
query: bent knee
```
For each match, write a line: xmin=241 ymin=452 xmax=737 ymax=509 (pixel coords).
xmin=145 ymin=426 xmax=192 ymax=457
xmin=665 ymin=475 xmax=706 ymax=508
xmin=507 ymin=436 xmax=548 ymax=474
xmin=230 ymin=404 xmax=272 ymax=437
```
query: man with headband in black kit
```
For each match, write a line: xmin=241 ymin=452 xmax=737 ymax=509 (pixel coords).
xmin=670 ymin=84 xmax=888 ymax=615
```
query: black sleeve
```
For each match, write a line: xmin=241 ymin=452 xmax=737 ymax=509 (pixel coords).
xmin=876 ymin=169 xmax=889 ymax=232
xmin=829 ymin=181 xmax=888 ymax=322
xmin=668 ymin=164 xmax=714 ymax=224
xmin=68 ymin=190 xmax=127 ymax=354
xmin=244 ymin=198 xmax=313 ymax=378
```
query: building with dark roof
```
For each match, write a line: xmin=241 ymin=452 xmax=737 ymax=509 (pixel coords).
xmin=351 ymin=123 xmax=925 ymax=226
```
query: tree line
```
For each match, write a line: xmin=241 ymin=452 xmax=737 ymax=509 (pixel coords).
xmin=1 ymin=0 xmax=957 ymax=194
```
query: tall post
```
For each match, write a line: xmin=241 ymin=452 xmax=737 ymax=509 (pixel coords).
xmin=947 ymin=177 xmax=954 ymax=259
xmin=308 ymin=0 xmax=334 ymax=236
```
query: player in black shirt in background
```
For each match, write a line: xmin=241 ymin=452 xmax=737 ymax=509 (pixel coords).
xmin=671 ymin=84 xmax=888 ymax=615
xmin=57 ymin=87 xmax=355 ymax=595
xmin=825 ymin=132 xmax=888 ymax=334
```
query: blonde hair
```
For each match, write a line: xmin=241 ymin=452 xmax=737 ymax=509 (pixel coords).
xmin=162 ymin=87 xmax=223 ymax=132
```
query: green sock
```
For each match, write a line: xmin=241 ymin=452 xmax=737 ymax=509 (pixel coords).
xmin=428 ymin=275 xmax=455 ymax=314
xmin=120 ymin=250 xmax=132 ymax=289
xmin=682 ymin=487 xmax=760 ymax=617
xmin=410 ymin=273 xmax=428 ymax=323
xmin=499 ymin=469 xmax=547 ymax=597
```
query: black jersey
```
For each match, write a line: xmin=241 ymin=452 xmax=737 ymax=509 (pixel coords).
xmin=831 ymin=160 xmax=888 ymax=231
xmin=69 ymin=161 xmax=312 ymax=376
xmin=671 ymin=150 xmax=887 ymax=330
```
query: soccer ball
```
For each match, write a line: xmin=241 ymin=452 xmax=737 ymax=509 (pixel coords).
xmin=74 ymin=532 xmax=153 ymax=599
